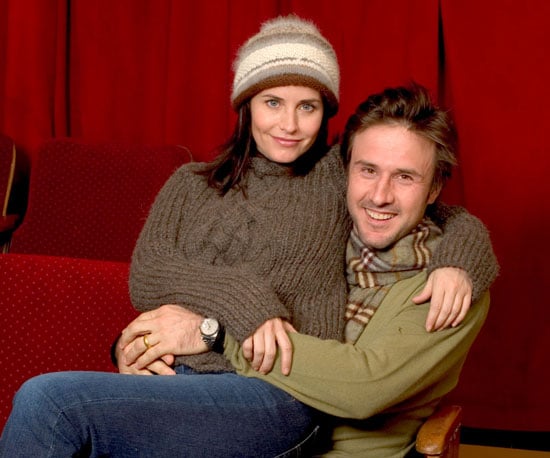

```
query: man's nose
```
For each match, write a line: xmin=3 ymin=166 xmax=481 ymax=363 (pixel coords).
xmin=371 ymin=177 xmax=393 ymax=205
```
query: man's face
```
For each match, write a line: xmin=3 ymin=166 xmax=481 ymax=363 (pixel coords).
xmin=346 ymin=124 xmax=441 ymax=250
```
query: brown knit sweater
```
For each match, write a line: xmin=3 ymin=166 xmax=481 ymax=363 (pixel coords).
xmin=129 ymin=145 xmax=499 ymax=372
xmin=130 ymin=146 xmax=351 ymax=372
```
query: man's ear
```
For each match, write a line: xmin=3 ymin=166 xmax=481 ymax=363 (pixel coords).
xmin=427 ymin=183 xmax=442 ymax=205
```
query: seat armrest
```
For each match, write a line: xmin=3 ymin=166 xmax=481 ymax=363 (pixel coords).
xmin=416 ymin=405 xmax=462 ymax=457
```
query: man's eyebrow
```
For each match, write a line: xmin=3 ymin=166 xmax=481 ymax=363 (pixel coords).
xmin=395 ymin=167 xmax=422 ymax=176
xmin=351 ymin=159 xmax=376 ymax=167
xmin=350 ymin=161 xmax=424 ymax=177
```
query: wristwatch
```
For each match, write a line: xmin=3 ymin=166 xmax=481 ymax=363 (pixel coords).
xmin=199 ymin=317 xmax=225 ymax=353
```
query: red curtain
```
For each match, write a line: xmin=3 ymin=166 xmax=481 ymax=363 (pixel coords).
xmin=1 ymin=0 xmax=548 ymax=432
xmin=440 ymin=0 xmax=550 ymax=431
xmin=0 ymin=0 xmax=442 ymax=159
xmin=0 ymin=0 xmax=68 ymax=153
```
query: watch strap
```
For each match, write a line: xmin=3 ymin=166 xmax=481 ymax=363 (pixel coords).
xmin=211 ymin=324 xmax=225 ymax=354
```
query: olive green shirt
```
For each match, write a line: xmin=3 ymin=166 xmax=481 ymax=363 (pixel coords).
xmin=226 ymin=272 xmax=490 ymax=457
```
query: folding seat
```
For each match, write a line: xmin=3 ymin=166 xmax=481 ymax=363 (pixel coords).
xmin=8 ymin=138 xmax=190 ymax=261
xmin=0 ymin=253 xmax=137 ymax=429
xmin=0 ymin=138 xmax=190 ymax=429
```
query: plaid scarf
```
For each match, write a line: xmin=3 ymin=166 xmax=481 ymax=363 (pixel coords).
xmin=344 ymin=218 xmax=442 ymax=344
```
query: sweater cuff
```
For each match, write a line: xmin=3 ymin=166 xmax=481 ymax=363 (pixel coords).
xmin=131 ymin=259 xmax=291 ymax=343
xmin=428 ymin=209 xmax=499 ymax=302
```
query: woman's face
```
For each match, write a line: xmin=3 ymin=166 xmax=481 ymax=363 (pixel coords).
xmin=250 ymin=86 xmax=324 ymax=164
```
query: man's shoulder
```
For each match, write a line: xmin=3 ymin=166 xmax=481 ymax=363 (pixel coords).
xmin=386 ymin=272 xmax=429 ymax=301
xmin=386 ymin=272 xmax=490 ymax=307
xmin=378 ymin=272 xmax=490 ymax=326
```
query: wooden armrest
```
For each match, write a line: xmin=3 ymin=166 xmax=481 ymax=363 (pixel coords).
xmin=416 ymin=405 xmax=462 ymax=457
xmin=0 ymin=214 xmax=18 ymax=233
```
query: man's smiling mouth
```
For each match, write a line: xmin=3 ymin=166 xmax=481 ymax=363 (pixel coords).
xmin=366 ymin=209 xmax=394 ymax=221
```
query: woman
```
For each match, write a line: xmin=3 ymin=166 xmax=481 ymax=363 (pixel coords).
xmin=0 ymin=16 xmax=497 ymax=457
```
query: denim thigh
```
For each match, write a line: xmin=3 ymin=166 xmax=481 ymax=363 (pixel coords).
xmin=0 ymin=369 xmax=317 ymax=457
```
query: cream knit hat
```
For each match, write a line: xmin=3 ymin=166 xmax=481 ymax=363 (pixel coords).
xmin=231 ymin=15 xmax=340 ymax=116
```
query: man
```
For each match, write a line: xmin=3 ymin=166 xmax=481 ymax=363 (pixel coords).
xmin=222 ymin=84 xmax=492 ymax=456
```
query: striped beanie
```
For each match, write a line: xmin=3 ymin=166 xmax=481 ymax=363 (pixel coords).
xmin=231 ymin=15 xmax=340 ymax=117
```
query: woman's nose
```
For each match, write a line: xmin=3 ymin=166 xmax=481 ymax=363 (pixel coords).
xmin=279 ymin=109 xmax=298 ymax=133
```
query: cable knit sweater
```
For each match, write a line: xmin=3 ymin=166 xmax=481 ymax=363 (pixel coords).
xmin=129 ymin=145 xmax=499 ymax=372
xmin=130 ymin=146 xmax=350 ymax=372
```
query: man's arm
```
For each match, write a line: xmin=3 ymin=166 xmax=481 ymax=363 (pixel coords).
xmin=225 ymin=273 xmax=490 ymax=419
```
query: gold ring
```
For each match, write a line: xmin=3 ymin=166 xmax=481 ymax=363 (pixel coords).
xmin=143 ymin=334 xmax=152 ymax=349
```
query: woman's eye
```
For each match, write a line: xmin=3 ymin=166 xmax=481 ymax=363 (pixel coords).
xmin=301 ymin=103 xmax=314 ymax=112
xmin=267 ymin=99 xmax=279 ymax=108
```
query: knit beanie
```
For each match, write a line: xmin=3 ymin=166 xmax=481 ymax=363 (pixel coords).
xmin=231 ymin=15 xmax=340 ymax=116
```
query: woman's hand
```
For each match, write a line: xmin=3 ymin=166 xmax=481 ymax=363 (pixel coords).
xmin=242 ymin=318 xmax=297 ymax=376
xmin=413 ymin=267 xmax=473 ymax=331
xmin=118 ymin=304 xmax=208 ymax=372
xmin=116 ymin=345 xmax=176 ymax=376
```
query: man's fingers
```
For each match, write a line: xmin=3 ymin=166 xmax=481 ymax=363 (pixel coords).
xmin=250 ymin=333 xmax=265 ymax=371
xmin=260 ymin=323 xmax=293 ymax=375
xmin=276 ymin=333 xmax=293 ymax=376
xmin=242 ymin=337 xmax=254 ymax=361
xmin=245 ymin=318 xmax=295 ymax=375
xmin=257 ymin=336 xmax=277 ymax=374
xmin=282 ymin=321 xmax=298 ymax=333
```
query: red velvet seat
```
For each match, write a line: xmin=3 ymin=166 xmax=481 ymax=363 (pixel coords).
xmin=0 ymin=139 xmax=190 ymax=429
xmin=0 ymin=253 xmax=138 ymax=430
xmin=8 ymin=139 xmax=190 ymax=262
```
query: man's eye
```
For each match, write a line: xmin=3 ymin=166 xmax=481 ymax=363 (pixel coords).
xmin=398 ymin=174 xmax=413 ymax=181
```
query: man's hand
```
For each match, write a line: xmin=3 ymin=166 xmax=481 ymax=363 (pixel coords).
xmin=242 ymin=318 xmax=297 ymax=376
xmin=118 ymin=305 xmax=208 ymax=371
xmin=413 ymin=267 xmax=472 ymax=331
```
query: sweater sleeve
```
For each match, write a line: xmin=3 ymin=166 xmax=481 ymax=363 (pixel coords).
xmin=129 ymin=166 xmax=290 ymax=342
xmin=225 ymin=274 xmax=490 ymax=419
xmin=427 ymin=202 xmax=499 ymax=302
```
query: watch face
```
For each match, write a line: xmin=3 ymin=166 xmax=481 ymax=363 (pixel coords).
xmin=201 ymin=318 xmax=219 ymax=336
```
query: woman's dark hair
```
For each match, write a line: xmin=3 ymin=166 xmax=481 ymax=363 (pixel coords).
xmin=340 ymin=83 xmax=457 ymax=193
xmin=197 ymin=100 xmax=332 ymax=196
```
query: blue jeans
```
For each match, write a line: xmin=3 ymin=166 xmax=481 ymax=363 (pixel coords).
xmin=0 ymin=366 xmax=318 ymax=457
